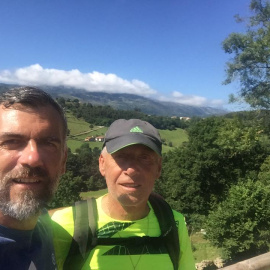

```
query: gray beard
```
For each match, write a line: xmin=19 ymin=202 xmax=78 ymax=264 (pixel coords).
xmin=0 ymin=189 xmax=44 ymax=220
xmin=0 ymin=167 xmax=60 ymax=221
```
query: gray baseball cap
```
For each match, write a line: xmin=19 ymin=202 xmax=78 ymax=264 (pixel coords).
xmin=103 ymin=119 xmax=162 ymax=156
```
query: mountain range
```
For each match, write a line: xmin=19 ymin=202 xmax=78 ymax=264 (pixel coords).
xmin=0 ymin=83 xmax=228 ymax=117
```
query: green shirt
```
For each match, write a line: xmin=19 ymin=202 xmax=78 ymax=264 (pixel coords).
xmin=52 ymin=195 xmax=196 ymax=270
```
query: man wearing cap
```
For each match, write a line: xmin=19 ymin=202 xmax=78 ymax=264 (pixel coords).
xmin=51 ymin=119 xmax=195 ymax=270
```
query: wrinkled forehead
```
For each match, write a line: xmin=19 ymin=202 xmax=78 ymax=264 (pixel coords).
xmin=116 ymin=143 xmax=155 ymax=152
xmin=1 ymin=103 xmax=37 ymax=112
xmin=112 ymin=143 xmax=161 ymax=159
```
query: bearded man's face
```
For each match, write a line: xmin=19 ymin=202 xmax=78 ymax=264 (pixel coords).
xmin=0 ymin=104 xmax=67 ymax=220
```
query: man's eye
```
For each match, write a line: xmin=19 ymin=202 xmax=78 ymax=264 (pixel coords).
xmin=113 ymin=153 xmax=128 ymax=162
xmin=140 ymin=154 xmax=151 ymax=160
xmin=0 ymin=140 xmax=24 ymax=149
xmin=139 ymin=155 xmax=155 ymax=165
xmin=40 ymin=140 xmax=58 ymax=148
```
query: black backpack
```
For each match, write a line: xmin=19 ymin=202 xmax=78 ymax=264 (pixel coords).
xmin=62 ymin=193 xmax=180 ymax=270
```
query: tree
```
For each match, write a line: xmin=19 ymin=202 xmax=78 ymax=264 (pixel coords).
xmin=223 ymin=0 xmax=270 ymax=108
xmin=258 ymin=155 xmax=270 ymax=184
xmin=49 ymin=171 xmax=82 ymax=208
xmin=56 ymin=97 xmax=66 ymax=108
xmin=75 ymin=144 xmax=106 ymax=189
xmin=205 ymin=180 xmax=270 ymax=262
xmin=155 ymin=115 xmax=270 ymax=229
xmin=156 ymin=117 xmax=228 ymax=221
xmin=215 ymin=116 xmax=270 ymax=180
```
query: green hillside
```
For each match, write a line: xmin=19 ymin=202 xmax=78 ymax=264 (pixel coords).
xmin=66 ymin=112 xmax=106 ymax=152
xmin=66 ymin=112 xmax=189 ymax=153
xmin=159 ymin=128 xmax=188 ymax=153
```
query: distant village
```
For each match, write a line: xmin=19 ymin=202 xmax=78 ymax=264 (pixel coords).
xmin=172 ymin=116 xmax=191 ymax=121
xmin=84 ymin=136 xmax=104 ymax=142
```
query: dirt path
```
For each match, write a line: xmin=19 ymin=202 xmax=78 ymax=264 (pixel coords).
xmin=70 ymin=126 xmax=104 ymax=137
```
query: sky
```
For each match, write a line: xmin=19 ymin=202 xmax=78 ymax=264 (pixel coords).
xmin=0 ymin=0 xmax=252 ymax=111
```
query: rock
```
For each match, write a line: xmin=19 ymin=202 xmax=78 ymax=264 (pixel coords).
xmin=214 ymin=257 xmax=225 ymax=268
xmin=196 ymin=260 xmax=217 ymax=270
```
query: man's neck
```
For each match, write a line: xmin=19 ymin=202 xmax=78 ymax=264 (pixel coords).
xmin=102 ymin=194 xmax=150 ymax=221
xmin=0 ymin=212 xmax=38 ymax=230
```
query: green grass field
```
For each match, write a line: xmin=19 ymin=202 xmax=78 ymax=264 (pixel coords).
xmin=191 ymin=233 xmax=222 ymax=263
xmin=159 ymin=128 xmax=188 ymax=153
xmin=66 ymin=113 xmax=93 ymax=135
xmin=66 ymin=112 xmax=107 ymax=152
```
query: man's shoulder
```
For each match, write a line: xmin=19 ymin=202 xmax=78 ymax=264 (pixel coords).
xmin=148 ymin=193 xmax=185 ymax=219
xmin=171 ymin=209 xmax=187 ymax=230
xmin=49 ymin=206 xmax=74 ymax=229
xmin=48 ymin=206 xmax=72 ymax=217
xmin=171 ymin=209 xmax=185 ymax=220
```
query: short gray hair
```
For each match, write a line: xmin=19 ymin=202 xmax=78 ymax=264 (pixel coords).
xmin=0 ymin=86 xmax=68 ymax=138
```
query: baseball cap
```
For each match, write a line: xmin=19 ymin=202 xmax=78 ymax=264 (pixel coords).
xmin=103 ymin=119 xmax=162 ymax=156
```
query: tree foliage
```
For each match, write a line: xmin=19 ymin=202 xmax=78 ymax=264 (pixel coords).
xmin=205 ymin=180 xmax=270 ymax=262
xmin=72 ymin=144 xmax=106 ymax=190
xmin=223 ymin=0 xmax=270 ymax=108
xmin=49 ymin=144 xmax=106 ymax=208
xmin=258 ymin=155 xmax=270 ymax=184
xmin=49 ymin=171 xmax=82 ymax=208
xmin=155 ymin=114 xmax=270 ymax=230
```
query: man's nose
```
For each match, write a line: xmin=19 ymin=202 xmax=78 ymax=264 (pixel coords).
xmin=18 ymin=140 xmax=43 ymax=167
xmin=124 ymin=158 xmax=140 ymax=176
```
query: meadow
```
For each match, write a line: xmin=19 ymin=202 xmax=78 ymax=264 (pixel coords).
xmin=66 ymin=112 xmax=106 ymax=152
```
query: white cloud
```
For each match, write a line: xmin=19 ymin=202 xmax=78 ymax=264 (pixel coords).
xmin=0 ymin=64 xmax=225 ymax=108
xmin=158 ymin=91 xmax=224 ymax=107
xmin=0 ymin=64 xmax=156 ymax=96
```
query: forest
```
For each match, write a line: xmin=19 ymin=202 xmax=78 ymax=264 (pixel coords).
xmin=49 ymin=0 xmax=270 ymax=265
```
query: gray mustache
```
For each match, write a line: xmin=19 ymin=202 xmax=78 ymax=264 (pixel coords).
xmin=6 ymin=166 xmax=49 ymax=180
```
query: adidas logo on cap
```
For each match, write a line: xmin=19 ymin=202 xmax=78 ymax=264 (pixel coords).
xmin=130 ymin=126 xmax=143 ymax=133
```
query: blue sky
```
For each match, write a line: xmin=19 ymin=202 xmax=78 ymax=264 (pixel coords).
xmin=0 ymin=0 xmax=251 ymax=110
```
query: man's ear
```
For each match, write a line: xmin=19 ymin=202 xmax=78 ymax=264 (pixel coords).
xmin=156 ymin=157 xmax=162 ymax=179
xmin=99 ymin=153 xmax=106 ymax=177
xmin=60 ymin=146 xmax=68 ymax=175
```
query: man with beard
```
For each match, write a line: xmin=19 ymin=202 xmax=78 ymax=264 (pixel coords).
xmin=0 ymin=87 xmax=67 ymax=269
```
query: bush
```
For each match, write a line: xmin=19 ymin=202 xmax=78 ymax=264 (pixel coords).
xmin=205 ymin=180 xmax=270 ymax=262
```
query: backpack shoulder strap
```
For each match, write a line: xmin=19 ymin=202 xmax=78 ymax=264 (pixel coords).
xmin=148 ymin=192 xmax=180 ymax=270
xmin=63 ymin=198 xmax=97 ymax=270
